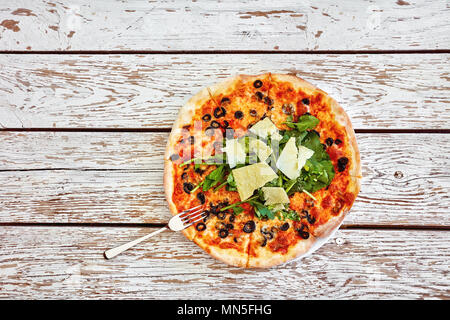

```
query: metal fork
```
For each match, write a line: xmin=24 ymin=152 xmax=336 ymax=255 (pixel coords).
xmin=104 ymin=205 xmax=206 ymax=259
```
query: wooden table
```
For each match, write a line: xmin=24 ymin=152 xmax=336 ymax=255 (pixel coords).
xmin=0 ymin=0 xmax=449 ymax=299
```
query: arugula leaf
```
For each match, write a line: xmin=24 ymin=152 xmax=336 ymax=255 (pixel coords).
xmin=251 ymin=201 xmax=275 ymax=220
xmin=201 ymin=165 xmax=226 ymax=191
xmin=232 ymin=206 xmax=244 ymax=215
xmin=284 ymin=114 xmax=319 ymax=132
xmin=280 ymin=210 xmax=302 ymax=221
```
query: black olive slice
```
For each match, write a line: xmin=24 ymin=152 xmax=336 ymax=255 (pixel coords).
xmin=197 ymin=192 xmax=206 ymax=204
xmin=183 ymin=182 xmax=194 ymax=194
xmin=243 ymin=221 xmax=256 ymax=233
xmin=234 ymin=110 xmax=244 ymax=119
xmin=202 ymin=114 xmax=211 ymax=122
xmin=302 ymin=98 xmax=310 ymax=105
xmin=261 ymin=237 xmax=267 ymax=247
xmin=255 ymin=91 xmax=264 ymax=100
xmin=210 ymin=120 xmax=220 ymax=128
xmin=196 ymin=223 xmax=206 ymax=231
xmin=297 ymin=225 xmax=310 ymax=239
xmin=221 ymin=120 xmax=229 ymax=128
xmin=280 ymin=222 xmax=290 ymax=231
xmin=217 ymin=212 xmax=226 ymax=220
xmin=249 ymin=109 xmax=258 ymax=117
xmin=253 ymin=80 xmax=263 ymax=88
xmin=337 ymin=157 xmax=349 ymax=172
xmin=214 ymin=106 xmax=226 ymax=118
xmin=181 ymin=172 xmax=188 ymax=180
xmin=229 ymin=215 xmax=235 ymax=223
xmin=218 ymin=229 xmax=229 ymax=238
xmin=325 ymin=137 xmax=334 ymax=147
xmin=335 ymin=139 xmax=342 ymax=145
xmin=305 ymin=212 xmax=316 ymax=224
xmin=220 ymin=97 xmax=230 ymax=105
xmin=226 ymin=223 xmax=234 ymax=230
xmin=264 ymin=96 xmax=273 ymax=106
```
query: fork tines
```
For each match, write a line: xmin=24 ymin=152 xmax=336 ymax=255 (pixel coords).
xmin=179 ymin=206 xmax=207 ymax=225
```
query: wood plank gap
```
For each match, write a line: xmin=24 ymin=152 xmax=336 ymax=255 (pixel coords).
xmin=1 ymin=128 xmax=449 ymax=134
xmin=0 ymin=222 xmax=448 ymax=231
xmin=0 ymin=50 xmax=449 ymax=55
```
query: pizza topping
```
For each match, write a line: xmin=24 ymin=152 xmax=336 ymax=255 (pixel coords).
xmin=183 ymin=182 xmax=194 ymax=194
xmin=232 ymin=162 xmax=278 ymax=201
xmin=325 ymin=137 xmax=334 ymax=147
xmin=197 ymin=192 xmax=206 ymax=204
xmin=334 ymin=138 xmax=342 ymax=145
xmin=261 ymin=187 xmax=290 ymax=205
xmin=181 ymin=172 xmax=188 ymax=180
xmin=196 ymin=223 xmax=206 ymax=231
xmin=337 ymin=157 xmax=349 ymax=172
xmin=223 ymin=139 xmax=246 ymax=168
xmin=276 ymin=137 xmax=299 ymax=179
xmin=253 ymin=79 xmax=263 ymax=88
xmin=217 ymin=212 xmax=226 ymax=220
xmin=221 ymin=120 xmax=229 ymax=128
xmin=297 ymin=224 xmax=310 ymax=239
xmin=214 ymin=106 xmax=226 ymax=118
xmin=249 ymin=109 xmax=258 ymax=117
xmin=280 ymin=222 xmax=290 ymax=231
xmin=248 ymin=138 xmax=272 ymax=162
xmin=234 ymin=110 xmax=244 ymax=119
xmin=301 ymin=98 xmax=310 ymax=105
xmin=218 ymin=229 xmax=229 ymax=238
xmin=170 ymin=153 xmax=180 ymax=161
xmin=220 ymin=97 xmax=230 ymax=105
xmin=243 ymin=221 xmax=256 ymax=233
xmin=229 ymin=215 xmax=235 ymax=223
xmin=202 ymin=114 xmax=211 ymax=122
xmin=282 ymin=103 xmax=294 ymax=115
xmin=249 ymin=117 xmax=282 ymax=141
xmin=255 ymin=91 xmax=264 ymax=100
xmin=264 ymin=96 xmax=273 ymax=106
xmin=210 ymin=120 xmax=221 ymax=128
xmin=297 ymin=145 xmax=315 ymax=172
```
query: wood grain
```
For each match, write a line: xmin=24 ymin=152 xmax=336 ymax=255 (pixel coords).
xmin=0 ymin=0 xmax=449 ymax=51
xmin=0 ymin=226 xmax=448 ymax=299
xmin=1 ymin=131 xmax=448 ymax=226
xmin=0 ymin=53 xmax=449 ymax=129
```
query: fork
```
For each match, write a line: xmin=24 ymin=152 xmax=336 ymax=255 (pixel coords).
xmin=104 ymin=205 xmax=206 ymax=259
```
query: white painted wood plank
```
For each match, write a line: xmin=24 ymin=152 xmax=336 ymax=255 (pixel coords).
xmin=0 ymin=226 xmax=448 ymax=299
xmin=0 ymin=131 xmax=448 ymax=226
xmin=0 ymin=54 xmax=449 ymax=129
xmin=0 ymin=0 xmax=448 ymax=51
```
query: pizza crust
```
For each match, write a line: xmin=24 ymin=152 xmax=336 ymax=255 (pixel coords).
xmin=163 ymin=73 xmax=361 ymax=267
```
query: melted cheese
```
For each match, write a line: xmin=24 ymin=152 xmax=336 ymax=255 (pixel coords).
xmin=297 ymin=145 xmax=314 ymax=171
xmin=232 ymin=162 xmax=278 ymax=201
xmin=248 ymin=138 xmax=272 ymax=162
xmin=223 ymin=139 xmax=246 ymax=168
xmin=262 ymin=187 xmax=290 ymax=205
xmin=249 ymin=117 xmax=282 ymax=140
xmin=276 ymin=137 xmax=299 ymax=179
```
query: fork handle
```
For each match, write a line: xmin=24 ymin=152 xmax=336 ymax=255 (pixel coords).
xmin=104 ymin=225 xmax=169 ymax=259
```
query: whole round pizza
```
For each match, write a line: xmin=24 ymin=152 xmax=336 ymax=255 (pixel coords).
xmin=164 ymin=73 xmax=361 ymax=268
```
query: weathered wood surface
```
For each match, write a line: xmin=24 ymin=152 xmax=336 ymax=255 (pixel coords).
xmin=0 ymin=0 xmax=449 ymax=51
xmin=1 ymin=131 xmax=449 ymax=226
xmin=0 ymin=53 xmax=449 ymax=129
xmin=0 ymin=226 xmax=448 ymax=299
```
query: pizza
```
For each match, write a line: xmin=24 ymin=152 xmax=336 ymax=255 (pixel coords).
xmin=164 ymin=73 xmax=361 ymax=268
